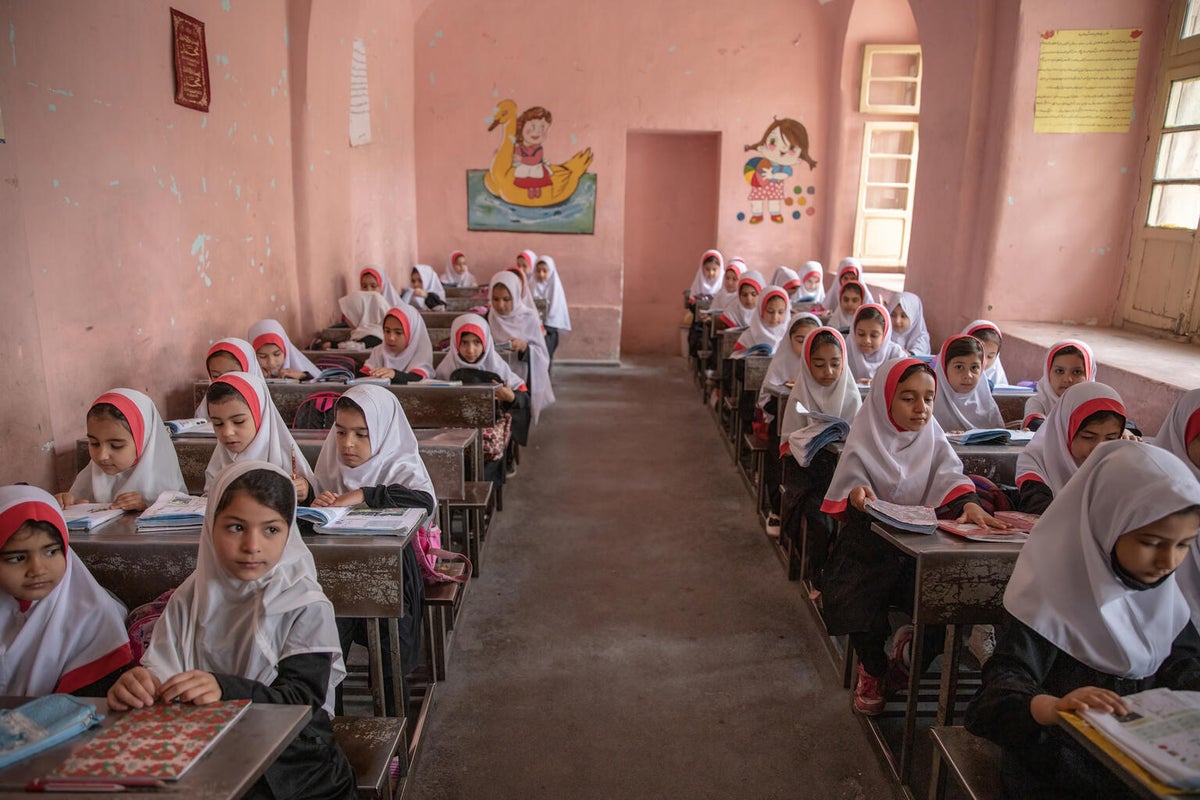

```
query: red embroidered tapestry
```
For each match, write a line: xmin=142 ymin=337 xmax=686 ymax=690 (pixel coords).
xmin=171 ymin=8 xmax=210 ymax=112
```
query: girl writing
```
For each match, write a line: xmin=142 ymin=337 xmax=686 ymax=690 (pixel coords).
xmin=717 ymin=270 xmax=765 ymax=330
xmin=888 ymin=292 xmax=931 ymax=356
xmin=533 ymin=255 xmax=571 ymax=362
xmin=845 ymin=303 xmax=906 ymax=384
xmin=0 ymin=485 xmax=133 ymax=697
xmin=932 ymin=335 xmax=1004 ymax=432
xmin=489 ymin=272 xmax=555 ymax=424
xmin=248 ymin=319 xmax=320 ymax=381
xmin=966 ymin=440 xmax=1200 ymax=800
xmin=408 ymin=264 xmax=447 ymax=310
xmin=441 ymin=250 xmax=477 ymax=288
xmin=110 ymin=461 xmax=357 ymax=799
xmin=962 ymin=320 xmax=1009 ymax=387
xmin=362 ymin=304 xmax=435 ymax=383
xmin=1023 ymin=339 xmax=1096 ymax=429
xmin=821 ymin=357 xmax=1006 ymax=714
xmin=436 ymin=313 xmax=531 ymax=450
xmin=56 ymin=389 xmax=186 ymax=512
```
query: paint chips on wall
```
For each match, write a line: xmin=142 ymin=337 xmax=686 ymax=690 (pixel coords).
xmin=170 ymin=8 xmax=210 ymax=112
xmin=1034 ymin=29 xmax=1142 ymax=134
xmin=350 ymin=38 xmax=371 ymax=147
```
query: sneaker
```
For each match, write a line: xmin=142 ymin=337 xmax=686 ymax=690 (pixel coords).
xmin=886 ymin=624 xmax=915 ymax=692
xmin=765 ymin=512 xmax=781 ymax=538
xmin=968 ymin=624 xmax=996 ymax=666
xmin=853 ymin=664 xmax=885 ymax=715
xmin=506 ymin=460 xmax=518 ymax=477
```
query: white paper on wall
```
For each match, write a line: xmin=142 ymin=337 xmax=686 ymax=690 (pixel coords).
xmin=349 ymin=37 xmax=371 ymax=146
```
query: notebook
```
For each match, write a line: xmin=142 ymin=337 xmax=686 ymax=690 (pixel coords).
xmin=297 ymin=506 xmax=425 ymax=535
xmin=864 ymin=499 xmax=938 ymax=534
xmin=62 ymin=504 xmax=125 ymax=532
xmin=135 ymin=492 xmax=207 ymax=533
xmin=945 ymin=428 xmax=1034 ymax=445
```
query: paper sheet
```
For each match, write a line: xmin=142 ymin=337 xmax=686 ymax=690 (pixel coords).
xmin=349 ymin=37 xmax=371 ymax=146
xmin=1034 ymin=28 xmax=1142 ymax=133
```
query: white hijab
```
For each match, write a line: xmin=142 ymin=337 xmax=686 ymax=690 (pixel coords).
xmin=822 ymin=358 xmax=973 ymax=516
xmin=202 ymin=372 xmax=314 ymax=495
xmin=364 ymin=305 xmax=435 ymax=379
xmin=312 ymin=384 xmax=436 ymax=505
xmin=338 ymin=290 xmax=391 ymax=342
xmin=248 ymin=319 xmax=320 ymax=380
xmin=771 ymin=266 xmax=801 ymax=295
xmin=70 ymin=389 xmax=187 ymax=504
xmin=932 ymin=335 xmax=1005 ymax=431
xmin=489 ymin=271 xmax=555 ymax=423
xmin=434 ymin=314 xmax=527 ymax=392
xmin=718 ymin=270 xmax=765 ymax=329
xmin=1015 ymin=381 xmax=1125 ymax=492
xmin=360 ymin=266 xmax=405 ymax=310
xmin=1006 ymin=440 xmax=1199 ymax=679
xmin=205 ymin=337 xmax=266 ymax=381
xmin=442 ymin=250 xmax=477 ymax=288
xmin=1024 ymin=339 xmax=1097 ymax=426
xmin=962 ymin=320 xmax=1009 ymax=386
xmin=689 ymin=250 xmax=723 ymax=300
xmin=141 ymin=460 xmax=345 ymax=714
xmin=1151 ymin=389 xmax=1200 ymax=482
xmin=532 ymin=255 xmax=571 ymax=331
xmin=826 ymin=280 xmax=871 ymax=332
xmin=889 ymin=292 xmax=931 ymax=356
xmin=837 ymin=258 xmax=875 ymax=304
xmin=735 ymin=287 xmax=790 ymax=354
xmin=0 ymin=486 xmax=131 ymax=696
xmin=781 ymin=327 xmax=862 ymax=452
xmin=708 ymin=258 xmax=746 ymax=313
xmin=409 ymin=264 xmax=447 ymax=306
xmin=797 ymin=261 xmax=825 ymax=305
xmin=760 ymin=312 xmax=822 ymax=405
xmin=844 ymin=303 xmax=906 ymax=383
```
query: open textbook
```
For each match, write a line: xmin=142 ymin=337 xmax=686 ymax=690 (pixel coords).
xmin=1077 ymin=688 xmax=1200 ymax=791
xmin=296 ymin=506 xmax=425 ymax=535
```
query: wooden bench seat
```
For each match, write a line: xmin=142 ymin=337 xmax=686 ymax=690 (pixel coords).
xmin=929 ymin=726 xmax=1003 ymax=800
xmin=442 ymin=481 xmax=494 ymax=577
xmin=332 ymin=715 xmax=407 ymax=799
xmin=424 ymin=561 xmax=468 ymax=682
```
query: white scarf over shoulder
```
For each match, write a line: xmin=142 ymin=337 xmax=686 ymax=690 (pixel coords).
xmin=962 ymin=320 xmax=1009 ymax=386
xmin=889 ymin=292 xmax=931 ymax=356
xmin=409 ymin=264 xmax=447 ymax=307
xmin=718 ymin=270 xmax=765 ymax=329
xmin=760 ymin=312 xmax=822 ymax=407
xmin=434 ymin=314 xmax=526 ymax=392
xmin=532 ymin=255 xmax=571 ymax=331
xmin=689 ymin=250 xmax=723 ymax=300
xmin=1015 ymin=381 xmax=1125 ymax=491
xmin=844 ymin=303 xmax=906 ymax=383
xmin=735 ymin=287 xmax=790 ymax=354
xmin=338 ymin=290 xmax=391 ymax=342
xmin=489 ymin=271 xmax=555 ymax=423
xmin=442 ymin=250 xmax=477 ymax=288
xmin=1151 ymin=389 xmax=1200 ymax=482
xmin=1023 ymin=339 xmax=1097 ymax=426
xmin=932 ymin=335 xmax=1004 ymax=431
xmin=248 ymin=319 xmax=319 ymax=380
xmin=781 ymin=327 xmax=862 ymax=456
xmin=364 ymin=304 xmax=435 ymax=378
xmin=360 ymin=266 xmax=405 ymax=310
xmin=797 ymin=261 xmax=825 ymax=305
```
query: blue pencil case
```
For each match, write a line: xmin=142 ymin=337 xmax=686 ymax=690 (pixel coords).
xmin=0 ymin=695 xmax=102 ymax=770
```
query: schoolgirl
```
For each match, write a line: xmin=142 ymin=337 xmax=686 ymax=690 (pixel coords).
xmin=836 ymin=259 xmax=875 ymax=302
xmin=845 ymin=303 xmax=906 ymax=384
xmin=966 ymin=440 xmax=1200 ymax=800
xmin=436 ymin=313 xmax=531 ymax=450
xmin=759 ymin=312 xmax=822 ymax=411
xmin=533 ymin=255 xmax=571 ymax=361
xmin=932 ymin=335 xmax=1004 ymax=432
xmin=488 ymin=272 xmax=555 ymax=424
xmin=706 ymin=257 xmax=746 ymax=315
xmin=826 ymin=280 xmax=866 ymax=333
xmin=337 ymin=290 xmax=391 ymax=348
xmin=362 ymin=304 xmax=435 ymax=383
xmin=888 ymin=292 xmax=931 ymax=356
xmin=359 ymin=265 xmax=404 ymax=309
xmin=407 ymin=264 xmax=447 ymax=310
xmin=1023 ymin=339 xmax=1096 ymax=429
xmin=1152 ymin=389 xmax=1200 ymax=479
xmin=205 ymin=338 xmax=266 ymax=381
xmin=717 ymin=270 xmax=765 ymax=330
xmin=0 ymin=485 xmax=132 ymax=696
xmin=771 ymin=266 xmax=803 ymax=303
xmin=1014 ymin=381 xmax=1126 ymax=514
xmin=689 ymin=250 xmax=724 ymax=302
xmin=442 ymin=250 xmax=477 ymax=288
xmin=796 ymin=261 xmax=825 ymax=305
xmin=56 ymin=389 xmax=186 ymax=512
xmin=248 ymin=319 xmax=320 ymax=381
xmin=962 ymin=320 xmax=1009 ymax=387
xmin=734 ymin=287 xmax=790 ymax=355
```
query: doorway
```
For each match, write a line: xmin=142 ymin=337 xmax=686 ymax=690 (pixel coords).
xmin=621 ymin=131 xmax=721 ymax=355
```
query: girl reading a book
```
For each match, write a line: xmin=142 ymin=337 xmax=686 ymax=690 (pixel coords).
xmin=966 ymin=440 xmax=1200 ymax=800
xmin=248 ymin=319 xmax=320 ymax=381
xmin=489 ymin=271 xmax=555 ymax=425
xmin=110 ymin=461 xmax=357 ymax=800
xmin=932 ymin=334 xmax=1004 ymax=433
xmin=203 ymin=372 xmax=314 ymax=502
xmin=734 ymin=287 xmax=790 ymax=356
xmin=55 ymin=389 xmax=186 ymax=512
xmin=436 ymin=314 xmax=530 ymax=449
xmin=820 ymin=358 xmax=1006 ymax=715
xmin=1023 ymin=339 xmax=1096 ymax=430
xmin=362 ymin=304 xmax=435 ymax=383
xmin=204 ymin=338 xmax=265 ymax=382
xmin=0 ymin=485 xmax=132 ymax=697
xmin=716 ymin=270 xmax=764 ymax=330
xmin=1015 ymin=382 xmax=1126 ymax=515
xmin=844 ymin=304 xmax=905 ymax=385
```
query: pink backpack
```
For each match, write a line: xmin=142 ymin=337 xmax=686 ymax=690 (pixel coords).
xmin=415 ymin=523 xmax=472 ymax=585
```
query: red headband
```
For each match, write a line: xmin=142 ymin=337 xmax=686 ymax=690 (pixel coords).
xmin=1187 ymin=409 xmax=1200 ymax=446
xmin=212 ymin=374 xmax=263 ymax=429
xmin=1067 ymin=397 xmax=1125 ymax=444
xmin=885 ymin=358 xmax=933 ymax=432
xmin=252 ymin=332 xmax=286 ymax=355
xmin=457 ymin=323 xmax=488 ymax=351
xmin=206 ymin=342 xmax=249 ymax=371
xmin=449 ymin=250 xmax=465 ymax=265
xmin=804 ymin=326 xmax=846 ymax=364
xmin=966 ymin=322 xmax=1001 ymax=341
xmin=384 ymin=308 xmax=412 ymax=341
xmin=360 ymin=267 xmax=383 ymax=287
xmin=92 ymin=392 xmax=145 ymax=461
xmin=0 ymin=501 xmax=68 ymax=551
xmin=1046 ymin=341 xmax=1093 ymax=379
xmin=737 ymin=275 xmax=764 ymax=294
xmin=854 ymin=303 xmax=891 ymax=338
xmin=840 ymin=280 xmax=864 ymax=299
xmin=759 ymin=288 xmax=789 ymax=316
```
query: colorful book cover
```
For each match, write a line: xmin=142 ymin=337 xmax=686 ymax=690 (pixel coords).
xmin=49 ymin=700 xmax=250 ymax=781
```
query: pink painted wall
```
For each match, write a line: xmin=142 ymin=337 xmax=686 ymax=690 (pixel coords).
xmin=622 ymin=132 xmax=721 ymax=354
xmin=0 ymin=0 xmax=417 ymax=490
xmin=413 ymin=0 xmax=833 ymax=361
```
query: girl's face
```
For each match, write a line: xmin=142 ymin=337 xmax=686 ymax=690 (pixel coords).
xmin=458 ymin=332 xmax=484 ymax=364
xmin=702 ymin=259 xmax=721 ymax=282
xmin=207 ymin=352 xmax=242 ymax=381
xmin=763 ymin=297 xmax=788 ymax=327
xmin=491 ymin=285 xmax=513 ymax=315
xmin=784 ymin=286 xmax=799 ymax=301
xmin=839 ymin=289 xmax=863 ymax=317
xmin=738 ymin=285 xmax=759 ymax=310
xmin=211 ymin=489 xmax=288 ymax=582
xmin=334 ymin=407 xmax=372 ymax=467
xmin=808 ymin=342 xmax=843 ymax=386
xmin=208 ymin=396 xmax=257 ymax=455
xmin=839 ymin=271 xmax=857 ymax=285
xmin=255 ymin=344 xmax=285 ymax=378
xmin=789 ymin=323 xmax=818 ymax=357
xmin=803 ymin=274 xmax=822 ymax=292
xmin=754 ymin=126 xmax=803 ymax=166
xmin=522 ymin=117 xmax=549 ymax=145
xmin=453 ymin=255 xmax=469 ymax=275
xmin=383 ymin=315 xmax=408 ymax=353
xmin=410 ymin=270 xmax=423 ymax=291
xmin=360 ymin=273 xmax=380 ymax=292
xmin=980 ymin=341 xmax=1000 ymax=371
xmin=1113 ymin=510 xmax=1200 ymax=585
xmin=722 ymin=269 xmax=739 ymax=293
xmin=1069 ymin=416 xmax=1124 ymax=466
xmin=0 ymin=524 xmax=66 ymax=602
xmin=534 ymin=261 xmax=550 ymax=283
xmin=516 ymin=255 xmax=530 ymax=273
xmin=1049 ymin=353 xmax=1088 ymax=396
xmin=87 ymin=414 xmax=137 ymax=475
xmin=854 ymin=319 xmax=885 ymax=355
xmin=946 ymin=354 xmax=983 ymax=394
xmin=891 ymin=305 xmax=911 ymax=334
xmin=890 ymin=370 xmax=936 ymax=431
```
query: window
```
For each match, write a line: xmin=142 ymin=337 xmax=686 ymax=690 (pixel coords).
xmin=859 ymin=45 xmax=921 ymax=115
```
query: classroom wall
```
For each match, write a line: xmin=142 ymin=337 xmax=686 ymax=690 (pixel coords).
xmin=0 ymin=0 xmax=418 ymax=490
xmin=412 ymin=0 xmax=833 ymax=361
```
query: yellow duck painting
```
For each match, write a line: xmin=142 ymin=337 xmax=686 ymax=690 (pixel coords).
xmin=484 ymin=99 xmax=594 ymax=208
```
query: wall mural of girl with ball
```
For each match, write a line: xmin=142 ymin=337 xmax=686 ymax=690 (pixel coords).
xmin=743 ymin=117 xmax=817 ymax=224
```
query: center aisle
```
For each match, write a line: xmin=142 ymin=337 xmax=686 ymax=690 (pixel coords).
xmin=407 ymin=356 xmax=895 ymax=799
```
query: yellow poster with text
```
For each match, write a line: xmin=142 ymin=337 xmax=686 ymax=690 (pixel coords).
xmin=1035 ymin=28 xmax=1143 ymax=134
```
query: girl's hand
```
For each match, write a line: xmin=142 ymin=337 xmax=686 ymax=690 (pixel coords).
xmin=158 ymin=671 xmax=222 ymax=706
xmin=108 ymin=667 xmax=161 ymax=710
xmin=312 ymin=491 xmax=338 ymax=508
xmin=368 ymin=367 xmax=396 ymax=379
xmin=495 ymin=384 xmax=516 ymax=403
xmin=332 ymin=489 xmax=365 ymax=507
xmin=109 ymin=492 xmax=147 ymax=512
xmin=293 ymin=477 xmax=310 ymax=501
xmin=857 ymin=378 xmax=872 ymax=386
xmin=957 ymin=502 xmax=1009 ymax=529
xmin=1122 ymin=428 xmax=1141 ymax=441
xmin=54 ymin=492 xmax=76 ymax=509
xmin=413 ymin=288 xmax=427 ymax=298
xmin=511 ymin=338 xmax=528 ymax=353
xmin=1031 ymin=688 xmax=1128 ymax=725
xmin=281 ymin=368 xmax=307 ymax=380
xmin=849 ymin=485 xmax=877 ymax=513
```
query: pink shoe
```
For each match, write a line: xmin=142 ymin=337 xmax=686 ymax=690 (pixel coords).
xmin=853 ymin=664 xmax=885 ymax=716
xmin=886 ymin=624 xmax=915 ymax=693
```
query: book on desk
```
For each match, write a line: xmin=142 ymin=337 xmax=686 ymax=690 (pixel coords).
xmin=296 ymin=506 xmax=425 ymax=535
xmin=135 ymin=492 xmax=206 ymax=533
xmin=946 ymin=428 xmax=1034 ymax=446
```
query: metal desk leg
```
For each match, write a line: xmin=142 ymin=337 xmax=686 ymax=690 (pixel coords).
xmin=901 ymin=621 xmax=927 ymax=786
xmin=928 ymin=625 xmax=961 ymax=800
xmin=366 ymin=619 xmax=386 ymax=717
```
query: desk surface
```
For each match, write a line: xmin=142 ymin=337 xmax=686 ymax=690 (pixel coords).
xmin=825 ymin=439 xmax=1025 ymax=484
xmin=0 ymin=699 xmax=309 ymax=800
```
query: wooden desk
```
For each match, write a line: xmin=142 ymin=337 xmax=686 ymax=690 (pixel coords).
xmin=994 ymin=389 xmax=1034 ymax=426
xmin=302 ymin=349 xmax=451 ymax=369
xmin=824 ymin=440 xmax=1024 ymax=486
xmin=0 ymin=699 xmax=309 ymax=800
xmin=445 ymin=286 xmax=486 ymax=300
xmin=869 ymin=522 xmax=1022 ymax=789
xmin=1057 ymin=712 xmax=1172 ymax=800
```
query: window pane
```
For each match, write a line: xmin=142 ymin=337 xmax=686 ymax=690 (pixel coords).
xmin=867 ymin=156 xmax=911 ymax=184
xmin=866 ymin=80 xmax=918 ymax=109
xmin=868 ymin=52 xmax=919 ymax=79
xmin=1185 ymin=0 xmax=1200 ymax=39
xmin=869 ymin=129 xmax=914 ymax=156
xmin=1165 ymin=77 xmax=1200 ymax=127
xmin=1155 ymin=131 xmax=1200 ymax=180
xmin=865 ymin=186 xmax=908 ymax=210
xmin=1147 ymin=183 xmax=1200 ymax=229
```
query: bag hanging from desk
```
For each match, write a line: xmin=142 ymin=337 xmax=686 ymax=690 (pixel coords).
xmin=449 ymin=368 xmax=513 ymax=462
xmin=292 ymin=391 xmax=342 ymax=430
xmin=415 ymin=523 xmax=471 ymax=585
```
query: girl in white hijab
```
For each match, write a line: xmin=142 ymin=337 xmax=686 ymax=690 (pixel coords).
xmin=734 ymin=286 xmax=790 ymax=355
xmin=689 ymin=250 xmax=724 ymax=301
xmin=533 ymin=255 xmax=571 ymax=361
xmin=1015 ymin=381 xmax=1126 ymax=514
xmin=436 ymin=314 xmax=531 ymax=447
xmin=717 ymin=270 xmax=765 ymax=330
xmin=1152 ymin=389 xmax=1200 ymax=481
xmin=359 ymin=265 xmax=404 ymax=309
xmin=337 ymin=290 xmax=390 ymax=346
xmin=201 ymin=372 xmax=315 ymax=501
xmin=0 ymin=485 xmax=132 ymax=696
xmin=442 ymin=250 xmax=477 ymax=288
xmin=363 ymin=304 xmax=435 ymax=382
xmin=932 ymin=334 xmax=1004 ymax=432
xmin=1023 ymin=339 xmax=1096 ymax=429
xmin=771 ymin=266 xmax=802 ymax=303
xmin=205 ymin=337 xmax=266 ymax=381
xmin=962 ymin=320 xmax=1010 ymax=387
xmin=759 ymin=312 xmax=822 ymax=413
xmin=706 ymin=257 xmax=746 ymax=315
xmin=248 ymin=319 xmax=320 ymax=381
xmin=797 ymin=261 xmax=826 ymax=305
xmin=966 ymin=440 xmax=1200 ymax=800
xmin=489 ymin=271 xmax=555 ymax=425
xmin=825 ymin=280 xmax=868 ymax=333
xmin=844 ymin=303 xmax=905 ymax=384
xmin=780 ymin=327 xmax=862 ymax=449
xmin=56 ymin=389 xmax=187 ymax=512
xmin=407 ymin=264 xmax=448 ymax=310
xmin=888 ymin=292 xmax=931 ymax=356
xmin=115 ymin=461 xmax=356 ymax=799
xmin=836 ymin=258 xmax=876 ymax=303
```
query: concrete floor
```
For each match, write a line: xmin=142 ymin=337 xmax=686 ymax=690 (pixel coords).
xmin=406 ymin=355 xmax=896 ymax=800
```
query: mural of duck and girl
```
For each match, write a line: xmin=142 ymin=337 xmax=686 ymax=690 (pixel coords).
xmin=483 ymin=99 xmax=594 ymax=208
